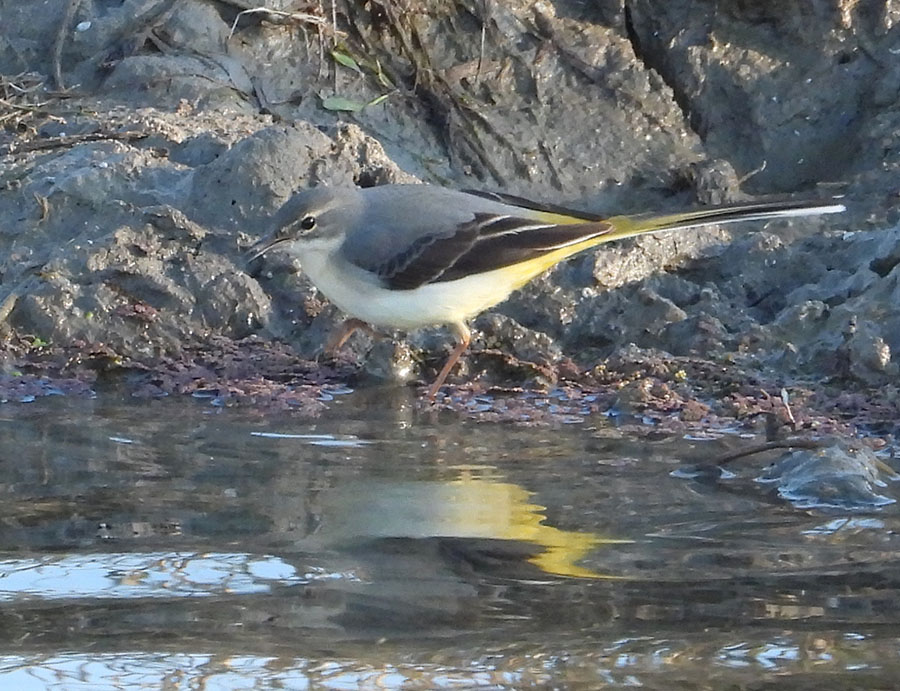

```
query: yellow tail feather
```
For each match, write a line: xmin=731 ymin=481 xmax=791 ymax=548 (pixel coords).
xmin=504 ymin=198 xmax=845 ymax=291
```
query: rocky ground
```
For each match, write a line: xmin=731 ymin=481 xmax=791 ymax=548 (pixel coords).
xmin=1 ymin=0 xmax=899 ymax=441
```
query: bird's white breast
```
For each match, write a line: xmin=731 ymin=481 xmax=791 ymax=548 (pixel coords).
xmin=295 ymin=238 xmax=521 ymax=331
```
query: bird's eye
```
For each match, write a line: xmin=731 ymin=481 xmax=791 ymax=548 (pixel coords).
xmin=299 ymin=215 xmax=316 ymax=231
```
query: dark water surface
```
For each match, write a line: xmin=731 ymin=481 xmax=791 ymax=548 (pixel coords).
xmin=0 ymin=388 xmax=899 ymax=689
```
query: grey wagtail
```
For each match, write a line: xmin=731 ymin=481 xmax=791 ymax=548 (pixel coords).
xmin=248 ymin=184 xmax=845 ymax=400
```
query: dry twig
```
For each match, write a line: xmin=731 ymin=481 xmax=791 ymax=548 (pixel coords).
xmin=0 ymin=72 xmax=63 ymax=134
xmin=52 ymin=0 xmax=84 ymax=90
xmin=8 ymin=130 xmax=148 ymax=154
xmin=714 ymin=438 xmax=824 ymax=466
xmin=226 ymin=5 xmax=331 ymax=39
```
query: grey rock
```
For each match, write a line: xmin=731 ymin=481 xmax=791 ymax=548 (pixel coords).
xmin=0 ymin=0 xmax=896 ymax=390
xmin=758 ymin=441 xmax=895 ymax=510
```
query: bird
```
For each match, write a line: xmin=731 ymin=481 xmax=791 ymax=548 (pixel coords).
xmin=247 ymin=184 xmax=845 ymax=400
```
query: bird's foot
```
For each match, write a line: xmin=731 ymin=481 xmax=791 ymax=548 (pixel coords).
xmin=323 ymin=318 xmax=374 ymax=357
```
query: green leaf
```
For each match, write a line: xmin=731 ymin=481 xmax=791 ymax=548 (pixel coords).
xmin=330 ymin=50 xmax=362 ymax=74
xmin=320 ymin=95 xmax=365 ymax=112
xmin=370 ymin=58 xmax=394 ymax=88
xmin=365 ymin=93 xmax=391 ymax=108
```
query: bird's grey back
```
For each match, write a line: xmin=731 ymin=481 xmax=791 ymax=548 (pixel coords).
xmin=339 ymin=184 xmax=526 ymax=272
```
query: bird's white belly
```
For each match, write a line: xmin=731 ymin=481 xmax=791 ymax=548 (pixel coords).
xmin=299 ymin=247 xmax=517 ymax=330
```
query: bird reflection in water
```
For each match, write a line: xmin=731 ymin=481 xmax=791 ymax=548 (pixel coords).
xmin=308 ymin=466 xmax=630 ymax=579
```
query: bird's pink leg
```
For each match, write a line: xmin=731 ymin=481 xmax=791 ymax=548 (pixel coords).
xmin=325 ymin=318 xmax=373 ymax=355
xmin=427 ymin=323 xmax=471 ymax=401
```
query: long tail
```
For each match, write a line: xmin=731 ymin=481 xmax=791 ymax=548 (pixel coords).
xmin=491 ymin=197 xmax=846 ymax=292
xmin=603 ymin=198 xmax=846 ymax=243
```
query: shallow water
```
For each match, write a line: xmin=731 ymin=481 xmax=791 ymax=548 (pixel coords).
xmin=0 ymin=387 xmax=899 ymax=689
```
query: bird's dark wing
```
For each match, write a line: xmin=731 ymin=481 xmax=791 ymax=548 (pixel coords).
xmin=377 ymin=213 xmax=613 ymax=290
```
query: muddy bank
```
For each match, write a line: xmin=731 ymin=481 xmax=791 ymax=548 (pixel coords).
xmin=1 ymin=0 xmax=898 ymax=429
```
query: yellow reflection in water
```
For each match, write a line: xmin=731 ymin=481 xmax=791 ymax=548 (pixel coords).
xmin=318 ymin=466 xmax=629 ymax=579
xmin=443 ymin=473 xmax=626 ymax=579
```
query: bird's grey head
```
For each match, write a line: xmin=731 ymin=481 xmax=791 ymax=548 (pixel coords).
xmin=247 ymin=186 xmax=362 ymax=262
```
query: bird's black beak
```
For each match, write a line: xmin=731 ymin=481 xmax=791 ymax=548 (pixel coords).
xmin=245 ymin=235 xmax=288 ymax=265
